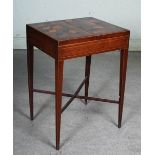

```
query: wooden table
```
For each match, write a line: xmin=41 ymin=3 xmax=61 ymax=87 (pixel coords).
xmin=26 ymin=17 xmax=130 ymax=150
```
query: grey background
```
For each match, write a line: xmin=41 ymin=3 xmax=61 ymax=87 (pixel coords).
xmin=14 ymin=50 xmax=141 ymax=155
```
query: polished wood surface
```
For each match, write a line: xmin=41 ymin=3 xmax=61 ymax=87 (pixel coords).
xmin=27 ymin=17 xmax=129 ymax=44
xmin=27 ymin=17 xmax=130 ymax=60
xmin=26 ymin=17 xmax=130 ymax=150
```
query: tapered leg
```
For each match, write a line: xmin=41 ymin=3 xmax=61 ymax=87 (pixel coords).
xmin=85 ymin=55 xmax=91 ymax=104
xmin=118 ymin=49 xmax=128 ymax=128
xmin=27 ymin=42 xmax=34 ymax=120
xmin=55 ymin=60 xmax=64 ymax=150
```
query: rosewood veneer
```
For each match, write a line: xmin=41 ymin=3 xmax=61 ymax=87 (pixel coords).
xmin=26 ymin=17 xmax=130 ymax=150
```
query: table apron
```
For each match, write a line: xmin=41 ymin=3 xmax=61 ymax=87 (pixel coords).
xmin=59 ymin=35 xmax=129 ymax=60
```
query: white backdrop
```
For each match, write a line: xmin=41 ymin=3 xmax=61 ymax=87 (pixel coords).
xmin=13 ymin=0 xmax=141 ymax=50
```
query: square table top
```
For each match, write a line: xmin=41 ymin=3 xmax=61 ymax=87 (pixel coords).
xmin=27 ymin=17 xmax=129 ymax=45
